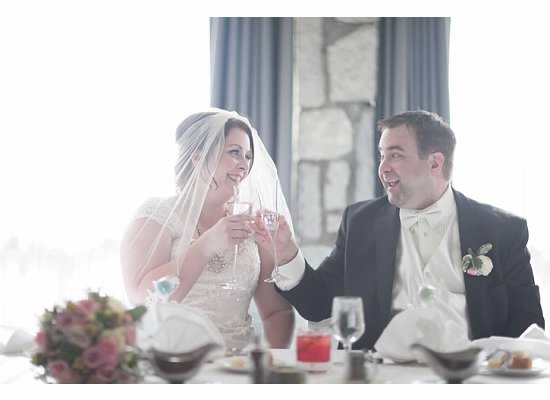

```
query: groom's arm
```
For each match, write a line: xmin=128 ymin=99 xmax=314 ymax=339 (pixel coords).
xmin=274 ymin=207 xmax=350 ymax=322
xmin=501 ymin=217 xmax=545 ymax=336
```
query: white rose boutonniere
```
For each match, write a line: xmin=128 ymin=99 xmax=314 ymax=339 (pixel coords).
xmin=462 ymin=243 xmax=494 ymax=276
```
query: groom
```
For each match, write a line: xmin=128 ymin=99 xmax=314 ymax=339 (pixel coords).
xmin=272 ymin=110 xmax=545 ymax=350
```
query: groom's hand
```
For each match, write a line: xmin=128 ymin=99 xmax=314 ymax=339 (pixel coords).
xmin=252 ymin=211 xmax=299 ymax=266
xmin=275 ymin=215 xmax=299 ymax=265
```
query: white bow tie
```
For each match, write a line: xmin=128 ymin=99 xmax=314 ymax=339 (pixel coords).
xmin=400 ymin=208 xmax=442 ymax=230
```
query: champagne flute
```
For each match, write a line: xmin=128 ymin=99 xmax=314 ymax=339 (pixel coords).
xmin=219 ymin=187 xmax=252 ymax=291
xmin=260 ymin=184 xmax=286 ymax=283
xmin=262 ymin=208 xmax=280 ymax=283
xmin=331 ymin=296 xmax=365 ymax=352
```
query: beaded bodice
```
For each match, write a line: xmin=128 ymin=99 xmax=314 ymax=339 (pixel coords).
xmin=134 ymin=197 xmax=260 ymax=352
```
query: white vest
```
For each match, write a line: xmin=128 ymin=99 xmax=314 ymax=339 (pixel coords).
xmin=392 ymin=190 xmax=470 ymax=335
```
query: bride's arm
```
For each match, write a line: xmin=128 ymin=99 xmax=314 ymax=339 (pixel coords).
xmin=120 ymin=218 xmax=211 ymax=304
xmin=253 ymin=247 xmax=295 ymax=348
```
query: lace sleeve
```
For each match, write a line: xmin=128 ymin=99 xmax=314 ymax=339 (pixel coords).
xmin=133 ymin=197 xmax=182 ymax=237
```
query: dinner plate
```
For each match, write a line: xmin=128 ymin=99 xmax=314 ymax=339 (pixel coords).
xmin=480 ymin=359 xmax=546 ymax=377
xmin=471 ymin=337 xmax=550 ymax=361
xmin=214 ymin=355 xmax=251 ymax=373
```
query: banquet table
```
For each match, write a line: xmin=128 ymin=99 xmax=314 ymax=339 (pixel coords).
xmin=2 ymin=349 xmax=550 ymax=384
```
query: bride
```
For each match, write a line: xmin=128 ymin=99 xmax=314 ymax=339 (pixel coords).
xmin=120 ymin=109 xmax=295 ymax=353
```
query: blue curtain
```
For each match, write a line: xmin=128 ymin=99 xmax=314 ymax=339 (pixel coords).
xmin=375 ymin=17 xmax=451 ymax=196
xmin=210 ymin=17 xmax=293 ymax=200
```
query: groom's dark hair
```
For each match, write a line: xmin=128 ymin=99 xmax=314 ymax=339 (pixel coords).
xmin=377 ymin=110 xmax=456 ymax=179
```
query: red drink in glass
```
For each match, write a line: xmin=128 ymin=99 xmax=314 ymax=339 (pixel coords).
xmin=296 ymin=331 xmax=331 ymax=372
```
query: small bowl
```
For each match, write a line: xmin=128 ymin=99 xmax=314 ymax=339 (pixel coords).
xmin=410 ymin=343 xmax=484 ymax=383
xmin=266 ymin=366 xmax=307 ymax=384
xmin=148 ymin=343 xmax=220 ymax=383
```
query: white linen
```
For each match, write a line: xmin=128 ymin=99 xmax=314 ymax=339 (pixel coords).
xmin=0 ymin=327 xmax=34 ymax=356
xmin=374 ymin=302 xmax=471 ymax=363
xmin=471 ymin=324 xmax=550 ymax=361
xmin=2 ymin=349 xmax=550 ymax=384
xmin=138 ymin=303 xmax=224 ymax=359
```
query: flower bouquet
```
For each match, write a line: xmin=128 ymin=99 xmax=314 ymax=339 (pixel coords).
xmin=31 ymin=291 xmax=146 ymax=383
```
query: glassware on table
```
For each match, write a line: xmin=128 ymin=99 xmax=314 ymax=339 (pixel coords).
xmin=261 ymin=184 xmax=287 ymax=284
xmin=331 ymin=296 xmax=365 ymax=352
xmin=219 ymin=200 xmax=252 ymax=291
xmin=262 ymin=209 xmax=283 ymax=283
xmin=296 ymin=327 xmax=332 ymax=372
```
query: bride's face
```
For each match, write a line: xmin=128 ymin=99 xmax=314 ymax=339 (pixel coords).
xmin=210 ymin=127 xmax=252 ymax=201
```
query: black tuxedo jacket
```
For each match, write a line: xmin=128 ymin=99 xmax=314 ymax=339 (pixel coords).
xmin=281 ymin=190 xmax=545 ymax=350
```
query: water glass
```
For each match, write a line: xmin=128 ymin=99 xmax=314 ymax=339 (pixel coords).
xmin=331 ymin=296 xmax=365 ymax=352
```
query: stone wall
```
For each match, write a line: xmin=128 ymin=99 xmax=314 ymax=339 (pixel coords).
xmin=293 ymin=18 xmax=379 ymax=264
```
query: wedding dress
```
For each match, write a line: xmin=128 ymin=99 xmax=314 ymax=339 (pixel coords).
xmin=135 ymin=196 xmax=260 ymax=352
xmin=124 ymin=109 xmax=295 ymax=354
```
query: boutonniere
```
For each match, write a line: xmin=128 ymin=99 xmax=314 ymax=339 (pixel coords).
xmin=462 ymin=243 xmax=494 ymax=276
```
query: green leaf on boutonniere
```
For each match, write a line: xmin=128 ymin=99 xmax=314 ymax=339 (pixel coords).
xmin=462 ymin=254 xmax=473 ymax=269
xmin=477 ymin=243 xmax=493 ymax=255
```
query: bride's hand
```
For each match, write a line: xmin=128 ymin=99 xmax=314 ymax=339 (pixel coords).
xmin=200 ymin=214 xmax=254 ymax=255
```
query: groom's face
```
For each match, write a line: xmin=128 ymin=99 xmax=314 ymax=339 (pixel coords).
xmin=378 ymin=125 xmax=436 ymax=209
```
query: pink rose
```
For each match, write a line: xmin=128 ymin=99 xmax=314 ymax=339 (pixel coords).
xmin=35 ymin=331 xmax=47 ymax=351
xmin=96 ymin=366 xmax=119 ymax=383
xmin=98 ymin=336 xmax=118 ymax=354
xmin=47 ymin=360 xmax=80 ymax=383
xmin=55 ymin=312 xmax=74 ymax=329
xmin=83 ymin=346 xmax=104 ymax=369
xmin=97 ymin=337 xmax=119 ymax=368
xmin=77 ymin=299 xmax=98 ymax=317
xmin=126 ymin=326 xmax=136 ymax=346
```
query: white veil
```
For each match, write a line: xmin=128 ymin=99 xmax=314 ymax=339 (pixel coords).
xmin=126 ymin=108 xmax=294 ymax=299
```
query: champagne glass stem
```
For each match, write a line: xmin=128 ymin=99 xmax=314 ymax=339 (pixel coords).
xmin=272 ymin=231 xmax=278 ymax=276
xmin=343 ymin=342 xmax=352 ymax=352
xmin=232 ymin=244 xmax=238 ymax=284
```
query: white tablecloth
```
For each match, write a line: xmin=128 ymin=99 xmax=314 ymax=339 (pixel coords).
xmin=2 ymin=349 xmax=550 ymax=384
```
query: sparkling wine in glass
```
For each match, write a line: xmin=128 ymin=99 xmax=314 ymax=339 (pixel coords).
xmin=331 ymin=296 xmax=365 ymax=352
xmin=219 ymin=200 xmax=252 ymax=291
xmin=262 ymin=209 xmax=281 ymax=283
xmin=260 ymin=183 xmax=288 ymax=284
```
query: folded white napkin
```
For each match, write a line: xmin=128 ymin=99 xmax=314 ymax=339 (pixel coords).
xmin=0 ymin=328 xmax=35 ymax=356
xmin=520 ymin=323 xmax=550 ymax=342
xmin=472 ymin=324 xmax=550 ymax=360
xmin=374 ymin=305 xmax=471 ymax=363
xmin=376 ymin=305 xmax=550 ymax=364
xmin=138 ymin=302 xmax=225 ymax=358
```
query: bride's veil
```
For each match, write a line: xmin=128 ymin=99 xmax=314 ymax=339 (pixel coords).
xmin=126 ymin=108 xmax=294 ymax=295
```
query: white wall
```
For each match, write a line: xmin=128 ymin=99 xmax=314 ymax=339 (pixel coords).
xmin=0 ymin=1 xmax=210 ymax=330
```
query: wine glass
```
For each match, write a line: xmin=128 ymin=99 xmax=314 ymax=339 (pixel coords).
xmin=259 ymin=184 xmax=287 ymax=283
xmin=219 ymin=199 xmax=252 ymax=291
xmin=331 ymin=296 xmax=365 ymax=352
xmin=262 ymin=209 xmax=281 ymax=283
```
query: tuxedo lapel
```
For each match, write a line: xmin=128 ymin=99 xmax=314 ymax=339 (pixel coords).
xmin=454 ymin=190 xmax=492 ymax=338
xmin=374 ymin=204 xmax=400 ymax=327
